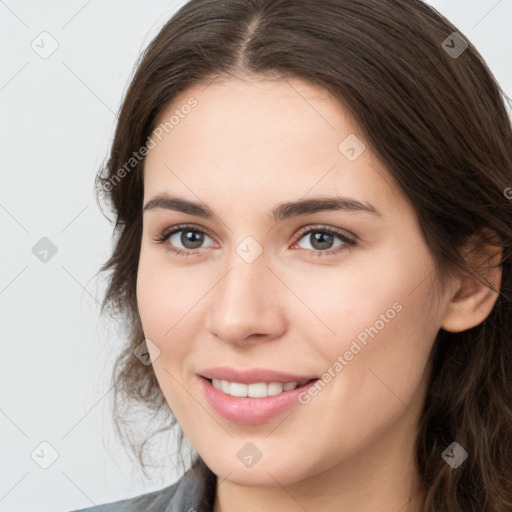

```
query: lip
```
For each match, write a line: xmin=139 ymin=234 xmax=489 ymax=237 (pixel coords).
xmin=199 ymin=375 xmax=319 ymax=425
xmin=199 ymin=366 xmax=317 ymax=384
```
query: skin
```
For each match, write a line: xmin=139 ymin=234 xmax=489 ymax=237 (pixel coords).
xmin=136 ymin=76 xmax=501 ymax=512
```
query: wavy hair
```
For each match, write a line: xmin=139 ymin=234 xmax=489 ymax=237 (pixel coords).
xmin=94 ymin=0 xmax=512 ymax=509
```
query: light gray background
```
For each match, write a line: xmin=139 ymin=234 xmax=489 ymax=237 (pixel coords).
xmin=1 ymin=1 xmax=511 ymax=511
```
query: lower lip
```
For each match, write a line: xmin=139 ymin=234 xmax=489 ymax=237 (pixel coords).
xmin=200 ymin=377 xmax=318 ymax=425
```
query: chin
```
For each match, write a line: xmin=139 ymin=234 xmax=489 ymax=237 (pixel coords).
xmin=203 ymin=452 xmax=312 ymax=488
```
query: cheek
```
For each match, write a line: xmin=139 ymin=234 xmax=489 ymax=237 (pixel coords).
xmin=282 ymin=264 xmax=418 ymax=357
xmin=136 ymin=259 xmax=166 ymax=339
xmin=284 ymin=278 xmax=439 ymax=470
xmin=136 ymin=250 xmax=197 ymax=338
xmin=136 ymin=260 xmax=200 ymax=420
xmin=291 ymin=254 xmax=439 ymax=407
xmin=320 ymin=274 xmax=439 ymax=426
xmin=136 ymin=253 xmax=212 ymax=383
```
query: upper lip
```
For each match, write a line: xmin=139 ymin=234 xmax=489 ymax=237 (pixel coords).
xmin=200 ymin=366 xmax=318 ymax=384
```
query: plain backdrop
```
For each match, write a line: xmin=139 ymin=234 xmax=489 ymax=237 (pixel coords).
xmin=1 ymin=1 xmax=511 ymax=511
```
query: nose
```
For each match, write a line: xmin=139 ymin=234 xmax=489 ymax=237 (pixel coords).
xmin=205 ymin=248 xmax=287 ymax=346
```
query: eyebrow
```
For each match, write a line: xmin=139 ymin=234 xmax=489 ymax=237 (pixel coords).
xmin=143 ymin=193 xmax=382 ymax=221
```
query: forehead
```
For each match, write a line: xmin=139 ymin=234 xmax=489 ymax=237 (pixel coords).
xmin=143 ymin=77 xmax=406 ymax=215
xmin=149 ymin=77 xmax=351 ymax=161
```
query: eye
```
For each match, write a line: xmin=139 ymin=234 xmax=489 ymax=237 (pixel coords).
xmin=153 ymin=223 xmax=356 ymax=258
xmin=291 ymin=225 xmax=356 ymax=257
xmin=153 ymin=224 xmax=214 ymax=256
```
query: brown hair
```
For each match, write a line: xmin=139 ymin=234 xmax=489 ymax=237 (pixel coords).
xmin=94 ymin=0 xmax=512 ymax=509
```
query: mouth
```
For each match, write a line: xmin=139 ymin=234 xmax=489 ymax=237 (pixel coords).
xmin=202 ymin=377 xmax=316 ymax=398
xmin=199 ymin=375 xmax=320 ymax=425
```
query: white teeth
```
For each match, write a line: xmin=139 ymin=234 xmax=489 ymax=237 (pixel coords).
xmin=220 ymin=379 xmax=230 ymax=394
xmin=211 ymin=379 xmax=307 ymax=397
xmin=248 ymin=382 xmax=267 ymax=398
xmin=229 ymin=382 xmax=248 ymax=397
xmin=267 ymin=382 xmax=284 ymax=396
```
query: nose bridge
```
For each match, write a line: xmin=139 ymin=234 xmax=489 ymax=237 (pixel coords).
xmin=206 ymin=242 xmax=284 ymax=344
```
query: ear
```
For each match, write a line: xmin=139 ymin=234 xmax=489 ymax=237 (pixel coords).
xmin=441 ymin=230 xmax=503 ymax=333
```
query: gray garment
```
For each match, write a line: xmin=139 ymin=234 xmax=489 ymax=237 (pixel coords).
xmin=68 ymin=459 xmax=216 ymax=512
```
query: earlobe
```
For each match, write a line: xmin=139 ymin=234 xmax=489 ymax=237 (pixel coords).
xmin=441 ymin=235 xmax=503 ymax=333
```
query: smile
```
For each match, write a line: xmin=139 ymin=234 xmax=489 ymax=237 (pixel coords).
xmin=210 ymin=378 xmax=310 ymax=397
xmin=200 ymin=376 xmax=319 ymax=425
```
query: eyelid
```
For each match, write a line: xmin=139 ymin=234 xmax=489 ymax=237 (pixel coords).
xmin=158 ymin=223 xmax=215 ymax=241
xmin=156 ymin=223 xmax=356 ymax=243
xmin=292 ymin=224 xmax=356 ymax=243
xmin=153 ymin=222 xmax=357 ymax=256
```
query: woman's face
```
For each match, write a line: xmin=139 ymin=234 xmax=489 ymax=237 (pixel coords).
xmin=137 ymin=77 xmax=454 ymax=488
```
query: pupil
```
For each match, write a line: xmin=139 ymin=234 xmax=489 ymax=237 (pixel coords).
xmin=182 ymin=230 xmax=204 ymax=249
xmin=312 ymin=232 xmax=333 ymax=250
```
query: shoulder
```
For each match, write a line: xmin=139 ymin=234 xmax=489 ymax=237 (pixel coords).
xmin=67 ymin=459 xmax=217 ymax=512
xmin=68 ymin=483 xmax=179 ymax=512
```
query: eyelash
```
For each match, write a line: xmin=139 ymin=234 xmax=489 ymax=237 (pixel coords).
xmin=153 ymin=223 xmax=357 ymax=258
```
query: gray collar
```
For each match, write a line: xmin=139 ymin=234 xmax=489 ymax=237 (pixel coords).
xmin=163 ymin=458 xmax=217 ymax=512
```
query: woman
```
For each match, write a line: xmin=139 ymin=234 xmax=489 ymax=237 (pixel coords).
xmin=71 ymin=0 xmax=512 ymax=510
